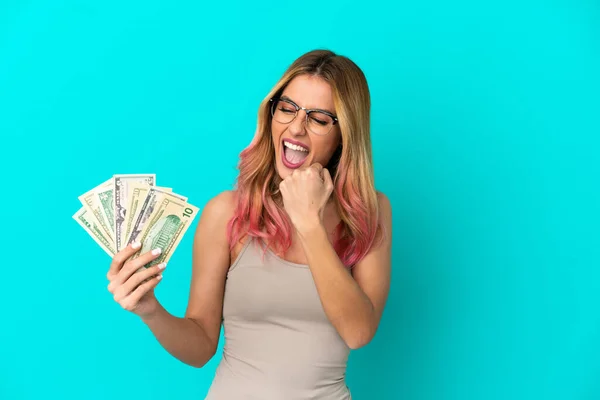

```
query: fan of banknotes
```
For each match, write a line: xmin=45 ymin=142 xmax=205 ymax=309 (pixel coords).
xmin=72 ymin=174 xmax=199 ymax=268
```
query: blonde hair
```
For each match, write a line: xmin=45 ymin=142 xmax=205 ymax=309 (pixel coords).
xmin=227 ymin=49 xmax=382 ymax=267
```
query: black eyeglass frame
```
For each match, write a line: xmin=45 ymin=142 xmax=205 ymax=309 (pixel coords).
xmin=269 ymin=97 xmax=338 ymax=134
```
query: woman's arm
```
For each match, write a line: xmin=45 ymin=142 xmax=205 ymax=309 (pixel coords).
xmin=140 ymin=191 xmax=236 ymax=367
xmin=298 ymin=192 xmax=392 ymax=349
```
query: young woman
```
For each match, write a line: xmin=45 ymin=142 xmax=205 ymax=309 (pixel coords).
xmin=106 ymin=49 xmax=392 ymax=399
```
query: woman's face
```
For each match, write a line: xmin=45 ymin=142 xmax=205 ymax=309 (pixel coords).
xmin=271 ymin=75 xmax=341 ymax=180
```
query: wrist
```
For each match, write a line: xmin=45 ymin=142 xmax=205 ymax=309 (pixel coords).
xmin=296 ymin=217 xmax=326 ymax=240
xmin=139 ymin=300 xmax=163 ymax=323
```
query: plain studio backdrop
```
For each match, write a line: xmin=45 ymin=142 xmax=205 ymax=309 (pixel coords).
xmin=0 ymin=1 xmax=598 ymax=399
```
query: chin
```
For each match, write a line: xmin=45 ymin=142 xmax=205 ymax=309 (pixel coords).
xmin=275 ymin=160 xmax=292 ymax=180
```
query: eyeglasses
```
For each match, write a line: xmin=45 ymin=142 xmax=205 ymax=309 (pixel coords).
xmin=269 ymin=97 xmax=338 ymax=136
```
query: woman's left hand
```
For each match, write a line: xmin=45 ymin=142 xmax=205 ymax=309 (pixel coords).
xmin=279 ymin=163 xmax=334 ymax=235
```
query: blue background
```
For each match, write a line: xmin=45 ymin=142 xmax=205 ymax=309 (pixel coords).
xmin=1 ymin=1 xmax=599 ymax=399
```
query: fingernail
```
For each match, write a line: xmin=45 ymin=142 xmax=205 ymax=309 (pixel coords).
xmin=151 ymin=248 xmax=162 ymax=256
xmin=157 ymin=274 xmax=163 ymax=280
xmin=132 ymin=241 xmax=141 ymax=249
xmin=158 ymin=262 xmax=167 ymax=270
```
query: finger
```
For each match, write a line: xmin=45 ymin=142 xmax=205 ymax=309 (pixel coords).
xmin=107 ymin=241 xmax=142 ymax=280
xmin=121 ymin=262 xmax=166 ymax=296
xmin=113 ymin=261 xmax=163 ymax=302
xmin=310 ymin=163 xmax=324 ymax=182
xmin=322 ymin=167 xmax=333 ymax=191
xmin=116 ymin=247 xmax=164 ymax=286
xmin=311 ymin=162 xmax=324 ymax=173
xmin=122 ymin=275 xmax=163 ymax=310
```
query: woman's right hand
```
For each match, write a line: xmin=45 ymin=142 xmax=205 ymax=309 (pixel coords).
xmin=106 ymin=241 xmax=167 ymax=318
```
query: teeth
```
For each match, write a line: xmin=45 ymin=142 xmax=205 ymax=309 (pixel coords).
xmin=283 ymin=141 xmax=308 ymax=152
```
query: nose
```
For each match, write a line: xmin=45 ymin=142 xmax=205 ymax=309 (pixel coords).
xmin=288 ymin=109 xmax=308 ymax=136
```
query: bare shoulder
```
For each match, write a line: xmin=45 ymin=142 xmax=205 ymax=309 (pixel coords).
xmin=198 ymin=190 xmax=238 ymax=226
xmin=191 ymin=190 xmax=237 ymax=241
xmin=190 ymin=189 xmax=238 ymax=276
xmin=376 ymin=191 xmax=392 ymax=219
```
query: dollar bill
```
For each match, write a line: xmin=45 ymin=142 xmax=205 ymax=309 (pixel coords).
xmin=72 ymin=206 xmax=117 ymax=257
xmin=128 ymin=193 xmax=199 ymax=269
xmin=126 ymin=187 xmax=187 ymax=248
xmin=122 ymin=184 xmax=172 ymax=250
xmin=95 ymin=182 xmax=115 ymax=238
xmin=113 ymin=174 xmax=156 ymax=252
xmin=78 ymin=178 xmax=115 ymax=246
xmin=73 ymin=174 xmax=197 ymax=268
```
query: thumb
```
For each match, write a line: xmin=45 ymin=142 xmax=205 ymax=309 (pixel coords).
xmin=322 ymin=168 xmax=333 ymax=192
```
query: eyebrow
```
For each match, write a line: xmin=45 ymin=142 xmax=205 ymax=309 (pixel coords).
xmin=280 ymin=95 xmax=336 ymax=115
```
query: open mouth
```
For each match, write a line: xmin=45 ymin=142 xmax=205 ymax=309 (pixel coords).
xmin=281 ymin=139 xmax=309 ymax=169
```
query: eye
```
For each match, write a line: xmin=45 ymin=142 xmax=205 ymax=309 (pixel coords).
xmin=278 ymin=106 xmax=295 ymax=114
xmin=277 ymin=101 xmax=296 ymax=114
xmin=309 ymin=113 xmax=331 ymax=126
